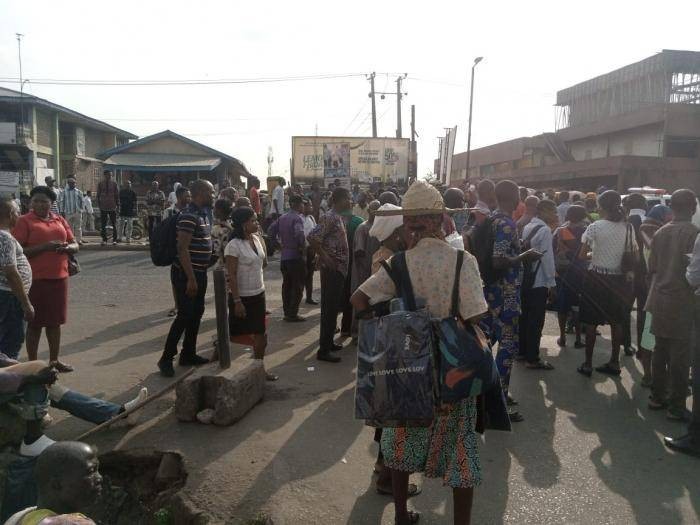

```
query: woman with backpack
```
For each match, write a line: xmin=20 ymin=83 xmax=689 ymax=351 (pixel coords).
xmin=577 ymin=191 xmax=637 ymax=378
xmin=553 ymin=204 xmax=588 ymax=349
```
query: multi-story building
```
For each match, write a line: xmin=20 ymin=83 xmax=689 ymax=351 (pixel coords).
xmin=0 ymin=86 xmax=136 ymax=195
xmin=438 ymin=50 xmax=700 ymax=192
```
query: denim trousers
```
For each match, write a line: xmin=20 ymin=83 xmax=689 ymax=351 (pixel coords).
xmin=18 ymin=383 xmax=120 ymax=424
xmin=0 ymin=290 xmax=25 ymax=360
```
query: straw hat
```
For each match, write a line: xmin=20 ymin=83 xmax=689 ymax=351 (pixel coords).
xmin=374 ymin=181 xmax=461 ymax=216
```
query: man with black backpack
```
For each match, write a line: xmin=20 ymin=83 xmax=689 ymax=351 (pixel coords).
xmin=520 ymin=199 xmax=557 ymax=371
xmin=481 ymin=180 xmax=542 ymax=422
xmin=157 ymin=180 xmax=215 ymax=377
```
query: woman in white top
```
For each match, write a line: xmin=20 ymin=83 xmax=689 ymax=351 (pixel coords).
xmin=225 ymin=207 xmax=277 ymax=381
xmin=577 ymin=190 xmax=636 ymax=378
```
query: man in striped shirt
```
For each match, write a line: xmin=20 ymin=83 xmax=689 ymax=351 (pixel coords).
xmin=58 ymin=177 xmax=84 ymax=244
xmin=158 ymin=180 xmax=215 ymax=377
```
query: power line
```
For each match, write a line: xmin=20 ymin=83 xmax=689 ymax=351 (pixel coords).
xmin=342 ymin=100 xmax=370 ymax=135
xmin=0 ymin=72 xmax=365 ymax=86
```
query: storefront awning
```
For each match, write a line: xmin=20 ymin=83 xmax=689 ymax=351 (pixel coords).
xmin=102 ymin=153 xmax=221 ymax=172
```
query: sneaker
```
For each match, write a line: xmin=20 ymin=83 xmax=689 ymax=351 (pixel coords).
xmin=179 ymin=354 xmax=209 ymax=366
xmin=158 ymin=359 xmax=175 ymax=377
xmin=317 ymin=351 xmax=341 ymax=363
xmin=20 ymin=435 xmax=55 ymax=457
xmin=124 ymin=387 xmax=149 ymax=425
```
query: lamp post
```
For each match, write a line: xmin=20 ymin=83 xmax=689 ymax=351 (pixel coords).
xmin=465 ymin=56 xmax=483 ymax=182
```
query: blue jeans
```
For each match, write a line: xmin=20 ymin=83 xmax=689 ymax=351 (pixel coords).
xmin=0 ymin=290 xmax=25 ymax=360
xmin=18 ymin=384 xmax=121 ymax=424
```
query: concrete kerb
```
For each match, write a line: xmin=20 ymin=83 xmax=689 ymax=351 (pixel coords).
xmin=175 ymin=360 xmax=266 ymax=426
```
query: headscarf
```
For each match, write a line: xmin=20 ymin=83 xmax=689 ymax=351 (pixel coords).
xmin=370 ymin=204 xmax=403 ymax=242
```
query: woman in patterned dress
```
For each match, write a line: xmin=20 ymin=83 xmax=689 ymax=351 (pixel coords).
xmin=352 ymin=181 xmax=488 ymax=525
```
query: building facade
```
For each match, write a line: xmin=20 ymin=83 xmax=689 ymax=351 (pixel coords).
xmin=0 ymin=87 xmax=136 ymax=196
xmin=438 ymin=50 xmax=700 ymax=192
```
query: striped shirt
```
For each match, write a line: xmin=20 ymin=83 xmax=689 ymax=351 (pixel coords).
xmin=58 ymin=187 xmax=84 ymax=215
xmin=175 ymin=203 xmax=212 ymax=273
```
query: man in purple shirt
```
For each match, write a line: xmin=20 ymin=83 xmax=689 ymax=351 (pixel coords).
xmin=268 ymin=194 xmax=307 ymax=322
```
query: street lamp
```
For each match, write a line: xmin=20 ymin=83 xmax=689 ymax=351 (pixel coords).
xmin=465 ymin=56 xmax=483 ymax=183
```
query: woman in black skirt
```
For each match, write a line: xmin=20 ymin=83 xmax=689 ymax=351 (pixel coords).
xmin=577 ymin=190 xmax=636 ymax=378
xmin=224 ymin=206 xmax=278 ymax=381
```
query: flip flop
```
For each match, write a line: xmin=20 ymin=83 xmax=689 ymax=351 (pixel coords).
xmin=577 ymin=364 xmax=592 ymax=377
xmin=574 ymin=341 xmax=586 ymax=349
xmin=377 ymin=483 xmax=421 ymax=498
xmin=595 ymin=363 xmax=621 ymax=376
xmin=526 ymin=360 xmax=554 ymax=370
xmin=265 ymin=373 xmax=279 ymax=382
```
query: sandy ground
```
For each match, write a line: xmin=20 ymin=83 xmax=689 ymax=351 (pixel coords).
xmin=37 ymin=250 xmax=700 ymax=525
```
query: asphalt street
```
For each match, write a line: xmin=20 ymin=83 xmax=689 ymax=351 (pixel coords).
xmin=37 ymin=250 xmax=700 ymax=524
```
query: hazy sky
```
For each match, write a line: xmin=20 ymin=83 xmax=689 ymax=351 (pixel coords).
xmin=1 ymin=0 xmax=699 ymax=185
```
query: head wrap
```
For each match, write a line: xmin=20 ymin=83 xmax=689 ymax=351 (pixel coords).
xmin=370 ymin=204 xmax=403 ymax=241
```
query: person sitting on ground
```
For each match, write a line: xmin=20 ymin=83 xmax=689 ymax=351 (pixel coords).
xmin=0 ymin=354 xmax=147 ymax=457
xmin=4 ymin=441 xmax=102 ymax=524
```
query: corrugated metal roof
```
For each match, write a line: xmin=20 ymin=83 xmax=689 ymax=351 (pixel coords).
xmin=103 ymin=153 xmax=221 ymax=171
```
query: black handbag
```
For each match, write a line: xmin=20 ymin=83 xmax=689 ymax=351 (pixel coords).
xmin=67 ymin=253 xmax=80 ymax=276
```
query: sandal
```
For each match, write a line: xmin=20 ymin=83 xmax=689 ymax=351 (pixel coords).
xmin=508 ymin=409 xmax=525 ymax=423
xmin=395 ymin=510 xmax=420 ymax=524
xmin=168 ymin=309 xmax=177 ymax=317
xmin=265 ymin=373 xmax=279 ymax=382
xmin=595 ymin=363 xmax=621 ymax=376
xmin=574 ymin=341 xmax=585 ymax=349
xmin=377 ymin=483 xmax=421 ymax=498
xmin=577 ymin=364 xmax=592 ymax=377
xmin=526 ymin=360 xmax=554 ymax=370
xmin=556 ymin=337 xmax=566 ymax=347
xmin=51 ymin=361 xmax=74 ymax=373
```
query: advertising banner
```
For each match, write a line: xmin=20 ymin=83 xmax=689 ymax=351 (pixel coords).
xmin=292 ymin=136 xmax=409 ymax=185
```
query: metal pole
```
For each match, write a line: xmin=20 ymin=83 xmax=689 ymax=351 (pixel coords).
xmin=16 ymin=34 xmax=24 ymax=136
xmin=213 ymin=268 xmax=231 ymax=369
xmin=369 ymin=72 xmax=377 ymax=138
xmin=396 ymin=76 xmax=403 ymax=138
xmin=466 ymin=57 xmax=483 ymax=182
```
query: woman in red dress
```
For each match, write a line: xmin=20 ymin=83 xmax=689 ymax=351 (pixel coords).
xmin=12 ymin=186 xmax=79 ymax=372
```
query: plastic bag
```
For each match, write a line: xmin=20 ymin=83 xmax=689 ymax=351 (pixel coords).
xmin=355 ymin=309 xmax=437 ymax=427
xmin=445 ymin=231 xmax=465 ymax=250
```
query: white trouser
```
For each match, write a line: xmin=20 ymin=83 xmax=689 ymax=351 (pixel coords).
xmin=118 ymin=216 xmax=136 ymax=241
xmin=66 ymin=212 xmax=83 ymax=243
xmin=83 ymin=212 xmax=95 ymax=231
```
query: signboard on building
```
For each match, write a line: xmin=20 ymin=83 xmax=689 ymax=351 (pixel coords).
xmin=0 ymin=171 xmax=19 ymax=195
xmin=292 ymin=136 xmax=409 ymax=185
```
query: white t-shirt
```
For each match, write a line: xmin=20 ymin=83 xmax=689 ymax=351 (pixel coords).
xmin=271 ymin=186 xmax=285 ymax=215
xmin=224 ymin=235 xmax=266 ymax=297
xmin=582 ymin=219 xmax=631 ymax=274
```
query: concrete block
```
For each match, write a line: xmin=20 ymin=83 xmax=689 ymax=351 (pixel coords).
xmin=175 ymin=360 xmax=265 ymax=426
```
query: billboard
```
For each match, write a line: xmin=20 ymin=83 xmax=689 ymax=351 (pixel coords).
xmin=292 ymin=136 xmax=409 ymax=185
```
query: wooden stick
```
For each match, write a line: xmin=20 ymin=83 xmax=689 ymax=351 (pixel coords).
xmin=74 ymin=367 xmax=196 ymax=441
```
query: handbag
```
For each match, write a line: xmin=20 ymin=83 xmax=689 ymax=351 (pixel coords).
xmin=67 ymin=253 xmax=80 ymax=276
xmin=620 ymin=223 xmax=637 ymax=276
xmin=354 ymin=252 xmax=438 ymax=428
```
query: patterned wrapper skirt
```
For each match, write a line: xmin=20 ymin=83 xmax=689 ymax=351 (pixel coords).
xmin=381 ymin=397 xmax=481 ymax=489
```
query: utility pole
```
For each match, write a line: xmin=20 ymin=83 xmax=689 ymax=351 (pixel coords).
xmin=395 ymin=74 xmax=407 ymax=138
xmin=465 ymin=57 xmax=483 ymax=182
xmin=16 ymin=33 xmax=24 ymax=130
xmin=368 ymin=72 xmax=377 ymax=138
xmin=409 ymin=105 xmax=417 ymax=181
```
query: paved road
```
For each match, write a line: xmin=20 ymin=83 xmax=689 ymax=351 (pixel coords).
xmin=41 ymin=251 xmax=699 ymax=524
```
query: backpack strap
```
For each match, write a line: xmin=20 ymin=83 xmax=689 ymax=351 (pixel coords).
xmin=523 ymin=224 xmax=545 ymax=249
xmin=450 ymin=250 xmax=464 ymax=318
xmin=386 ymin=251 xmax=418 ymax=311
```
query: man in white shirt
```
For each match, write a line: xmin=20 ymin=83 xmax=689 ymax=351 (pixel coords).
xmin=556 ymin=191 xmax=571 ymax=225
xmin=520 ymin=199 xmax=558 ymax=369
xmin=302 ymin=199 xmax=318 ymax=304
xmin=82 ymin=190 xmax=95 ymax=232
xmin=58 ymin=177 xmax=84 ymax=244
xmin=270 ymin=180 xmax=286 ymax=219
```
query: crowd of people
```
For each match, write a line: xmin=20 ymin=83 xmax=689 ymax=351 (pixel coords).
xmin=1 ymin=169 xmax=700 ymax=524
